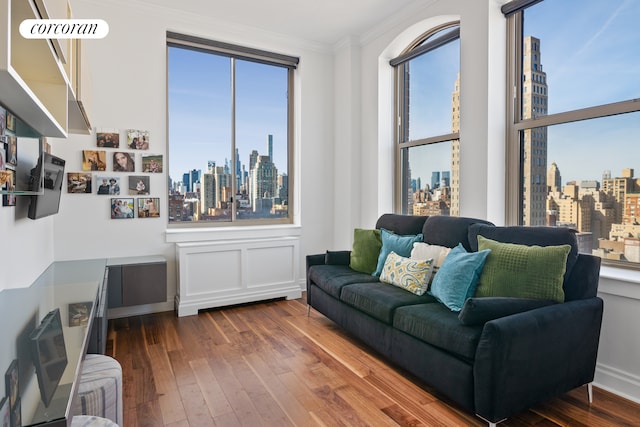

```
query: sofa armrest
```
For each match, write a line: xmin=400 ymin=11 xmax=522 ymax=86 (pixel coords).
xmin=473 ymin=297 xmax=604 ymax=422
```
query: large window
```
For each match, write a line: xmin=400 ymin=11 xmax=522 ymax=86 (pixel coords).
xmin=505 ymin=0 xmax=640 ymax=268
xmin=392 ymin=24 xmax=461 ymax=216
xmin=167 ymin=33 xmax=297 ymax=225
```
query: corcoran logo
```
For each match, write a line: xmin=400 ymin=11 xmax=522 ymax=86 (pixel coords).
xmin=19 ymin=19 xmax=109 ymax=39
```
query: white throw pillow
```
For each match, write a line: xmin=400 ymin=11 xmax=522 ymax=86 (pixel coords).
xmin=410 ymin=243 xmax=451 ymax=268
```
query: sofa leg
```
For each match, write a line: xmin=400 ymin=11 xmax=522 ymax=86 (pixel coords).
xmin=307 ymin=304 xmax=311 ymax=316
xmin=588 ymin=382 xmax=593 ymax=404
xmin=477 ymin=414 xmax=505 ymax=426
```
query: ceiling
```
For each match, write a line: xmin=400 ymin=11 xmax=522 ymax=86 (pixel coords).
xmin=135 ymin=0 xmax=423 ymax=46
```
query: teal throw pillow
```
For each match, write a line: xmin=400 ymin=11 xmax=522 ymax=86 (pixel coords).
xmin=349 ymin=228 xmax=382 ymax=274
xmin=379 ymin=251 xmax=434 ymax=296
xmin=474 ymin=235 xmax=570 ymax=302
xmin=373 ymin=228 xmax=423 ymax=276
xmin=429 ymin=243 xmax=491 ymax=311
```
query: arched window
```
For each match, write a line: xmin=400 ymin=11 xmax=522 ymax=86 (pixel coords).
xmin=391 ymin=23 xmax=460 ymax=216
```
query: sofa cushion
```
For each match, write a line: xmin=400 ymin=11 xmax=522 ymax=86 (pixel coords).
xmin=308 ymin=265 xmax=379 ymax=299
xmin=373 ymin=228 xmax=423 ymax=276
xmin=474 ymin=236 xmax=570 ymax=302
xmin=422 ymin=216 xmax=494 ymax=251
xmin=340 ymin=282 xmax=436 ymax=324
xmin=429 ymin=244 xmax=491 ymax=311
xmin=393 ymin=303 xmax=484 ymax=360
xmin=349 ymin=228 xmax=382 ymax=274
xmin=380 ymin=252 xmax=434 ymax=296
xmin=376 ymin=213 xmax=428 ymax=236
xmin=458 ymin=297 xmax=557 ymax=326
xmin=468 ymin=224 xmax=579 ymax=287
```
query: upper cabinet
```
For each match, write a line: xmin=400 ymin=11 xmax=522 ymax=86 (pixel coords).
xmin=0 ymin=0 xmax=92 ymax=138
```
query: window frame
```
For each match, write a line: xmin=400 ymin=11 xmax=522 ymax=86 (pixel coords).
xmin=166 ymin=32 xmax=297 ymax=228
xmin=504 ymin=1 xmax=640 ymax=269
xmin=392 ymin=22 xmax=461 ymax=215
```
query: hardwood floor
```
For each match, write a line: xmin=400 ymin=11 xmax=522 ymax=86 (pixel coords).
xmin=106 ymin=296 xmax=640 ymax=427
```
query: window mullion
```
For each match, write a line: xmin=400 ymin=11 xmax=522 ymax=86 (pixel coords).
xmin=230 ymin=57 xmax=237 ymax=221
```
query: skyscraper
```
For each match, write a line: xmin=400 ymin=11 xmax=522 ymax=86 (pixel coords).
xmin=450 ymin=73 xmax=460 ymax=216
xmin=522 ymin=36 xmax=548 ymax=226
xmin=268 ymin=134 xmax=273 ymax=162
xmin=251 ymin=155 xmax=277 ymax=213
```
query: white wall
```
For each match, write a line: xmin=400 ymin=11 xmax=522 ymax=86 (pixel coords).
xmin=44 ymin=0 xmax=335 ymax=310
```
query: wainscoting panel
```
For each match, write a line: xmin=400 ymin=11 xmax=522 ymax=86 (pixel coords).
xmin=175 ymin=237 xmax=301 ymax=316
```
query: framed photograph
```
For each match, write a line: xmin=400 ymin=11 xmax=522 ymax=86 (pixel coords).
xmin=66 ymin=173 xmax=92 ymax=194
xmin=5 ymin=359 xmax=18 ymax=411
xmin=111 ymin=198 xmax=134 ymax=219
xmin=68 ymin=302 xmax=93 ymax=327
xmin=141 ymin=154 xmax=162 ymax=173
xmin=96 ymin=130 xmax=119 ymax=148
xmin=138 ymin=197 xmax=160 ymax=218
xmin=0 ymin=107 xmax=5 ymax=135
xmin=2 ymin=170 xmax=16 ymax=207
xmin=82 ymin=150 xmax=107 ymax=171
xmin=126 ymin=129 xmax=149 ymax=150
xmin=6 ymin=137 xmax=16 ymax=166
xmin=0 ymin=396 xmax=9 ymax=427
xmin=9 ymin=398 xmax=19 ymax=427
xmin=6 ymin=113 xmax=15 ymax=132
xmin=96 ymin=176 xmax=120 ymax=195
xmin=112 ymin=152 xmax=135 ymax=172
xmin=0 ymin=138 xmax=6 ymax=170
xmin=128 ymin=175 xmax=149 ymax=195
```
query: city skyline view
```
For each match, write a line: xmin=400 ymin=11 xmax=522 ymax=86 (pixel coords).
xmin=405 ymin=0 xmax=639 ymax=188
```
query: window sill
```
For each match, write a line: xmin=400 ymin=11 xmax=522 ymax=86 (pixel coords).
xmin=598 ymin=266 xmax=640 ymax=300
xmin=165 ymin=224 xmax=302 ymax=244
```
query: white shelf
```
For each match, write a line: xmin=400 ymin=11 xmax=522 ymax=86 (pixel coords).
xmin=0 ymin=0 xmax=92 ymax=138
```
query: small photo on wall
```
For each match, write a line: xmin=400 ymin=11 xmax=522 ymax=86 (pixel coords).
xmin=126 ymin=129 xmax=149 ymax=150
xmin=0 ymin=107 xmax=5 ymax=134
xmin=68 ymin=301 xmax=93 ymax=327
xmin=6 ymin=136 xmax=17 ymax=166
xmin=0 ymin=137 xmax=6 ymax=169
xmin=97 ymin=176 xmax=120 ymax=195
xmin=2 ymin=169 xmax=16 ymax=207
xmin=128 ymin=175 xmax=149 ymax=195
xmin=138 ymin=198 xmax=160 ymax=218
xmin=112 ymin=152 xmax=135 ymax=172
xmin=96 ymin=129 xmax=120 ymax=148
xmin=67 ymin=172 xmax=92 ymax=194
xmin=82 ymin=150 xmax=107 ymax=171
xmin=6 ymin=113 xmax=15 ymax=132
xmin=141 ymin=154 xmax=162 ymax=173
xmin=111 ymin=198 xmax=134 ymax=219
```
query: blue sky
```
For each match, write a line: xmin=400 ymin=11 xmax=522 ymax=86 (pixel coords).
xmin=168 ymin=47 xmax=288 ymax=182
xmin=408 ymin=0 xmax=640 ymax=186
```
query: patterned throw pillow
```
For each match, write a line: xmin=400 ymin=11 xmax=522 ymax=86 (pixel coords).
xmin=380 ymin=251 xmax=434 ymax=296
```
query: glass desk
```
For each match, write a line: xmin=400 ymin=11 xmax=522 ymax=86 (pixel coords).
xmin=0 ymin=259 xmax=107 ymax=427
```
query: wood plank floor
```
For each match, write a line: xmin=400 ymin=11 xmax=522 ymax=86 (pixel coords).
xmin=106 ymin=296 xmax=640 ymax=427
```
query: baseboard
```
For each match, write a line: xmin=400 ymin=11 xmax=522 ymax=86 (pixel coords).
xmin=107 ymin=300 xmax=174 ymax=319
xmin=594 ymin=362 xmax=640 ymax=404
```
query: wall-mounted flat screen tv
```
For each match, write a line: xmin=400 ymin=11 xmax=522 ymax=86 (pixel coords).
xmin=28 ymin=152 xmax=66 ymax=220
xmin=29 ymin=308 xmax=68 ymax=407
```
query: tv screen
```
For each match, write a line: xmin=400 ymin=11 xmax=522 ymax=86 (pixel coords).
xmin=28 ymin=152 xmax=66 ymax=220
xmin=29 ymin=308 xmax=68 ymax=408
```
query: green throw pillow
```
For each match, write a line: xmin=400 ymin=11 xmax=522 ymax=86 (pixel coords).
xmin=475 ymin=235 xmax=570 ymax=303
xmin=349 ymin=228 xmax=382 ymax=274
xmin=380 ymin=251 xmax=434 ymax=296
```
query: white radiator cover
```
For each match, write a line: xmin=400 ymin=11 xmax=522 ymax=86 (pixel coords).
xmin=175 ymin=237 xmax=302 ymax=316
